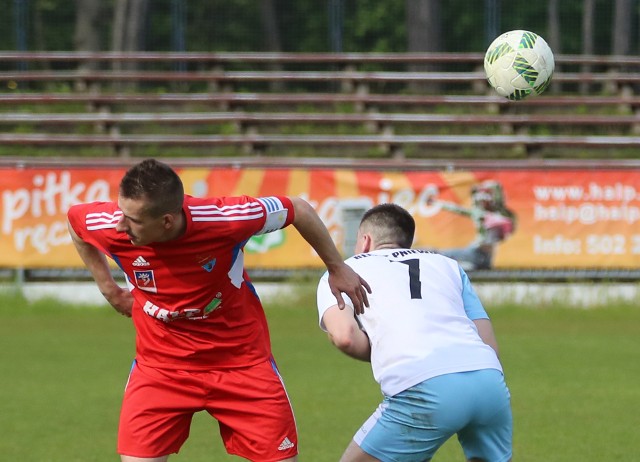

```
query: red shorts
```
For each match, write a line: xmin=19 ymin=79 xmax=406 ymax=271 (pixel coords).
xmin=117 ymin=358 xmax=298 ymax=461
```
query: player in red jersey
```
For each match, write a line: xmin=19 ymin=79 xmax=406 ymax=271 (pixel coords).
xmin=67 ymin=159 xmax=371 ymax=462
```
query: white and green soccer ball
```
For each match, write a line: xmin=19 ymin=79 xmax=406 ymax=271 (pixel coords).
xmin=484 ymin=30 xmax=555 ymax=100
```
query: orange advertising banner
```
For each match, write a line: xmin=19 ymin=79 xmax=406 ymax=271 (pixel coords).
xmin=2 ymin=165 xmax=640 ymax=270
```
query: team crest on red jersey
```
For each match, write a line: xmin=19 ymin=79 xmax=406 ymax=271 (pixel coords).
xmin=196 ymin=253 xmax=216 ymax=272
xmin=134 ymin=270 xmax=157 ymax=293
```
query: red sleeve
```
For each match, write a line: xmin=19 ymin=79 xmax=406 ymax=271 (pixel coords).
xmin=67 ymin=202 xmax=91 ymax=241
xmin=278 ymin=196 xmax=295 ymax=227
xmin=66 ymin=201 xmax=119 ymax=254
xmin=254 ymin=195 xmax=295 ymax=234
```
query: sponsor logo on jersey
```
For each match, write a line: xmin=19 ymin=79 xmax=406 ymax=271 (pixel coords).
xmin=204 ymin=293 xmax=222 ymax=314
xmin=142 ymin=300 xmax=199 ymax=322
xmin=141 ymin=294 xmax=222 ymax=322
xmin=134 ymin=270 xmax=157 ymax=293
xmin=132 ymin=256 xmax=150 ymax=267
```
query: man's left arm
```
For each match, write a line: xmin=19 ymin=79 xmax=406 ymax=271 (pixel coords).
xmin=473 ymin=318 xmax=500 ymax=358
xmin=459 ymin=266 xmax=500 ymax=357
xmin=290 ymin=197 xmax=371 ymax=314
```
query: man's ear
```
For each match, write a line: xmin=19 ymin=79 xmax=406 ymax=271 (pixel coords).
xmin=361 ymin=233 xmax=373 ymax=253
xmin=162 ymin=213 xmax=175 ymax=229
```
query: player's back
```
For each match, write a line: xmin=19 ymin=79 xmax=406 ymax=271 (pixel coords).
xmin=345 ymin=249 xmax=502 ymax=396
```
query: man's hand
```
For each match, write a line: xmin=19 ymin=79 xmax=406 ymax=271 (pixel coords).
xmin=289 ymin=197 xmax=372 ymax=314
xmin=101 ymin=285 xmax=134 ymax=317
xmin=328 ymin=263 xmax=371 ymax=315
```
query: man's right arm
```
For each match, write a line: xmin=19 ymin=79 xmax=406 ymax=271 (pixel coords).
xmin=291 ymin=197 xmax=371 ymax=314
xmin=67 ymin=220 xmax=133 ymax=317
xmin=321 ymin=305 xmax=371 ymax=362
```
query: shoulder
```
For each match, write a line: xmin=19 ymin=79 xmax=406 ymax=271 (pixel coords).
xmin=421 ymin=250 xmax=463 ymax=274
xmin=343 ymin=251 xmax=396 ymax=275
xmin=67 ymin=201 xmax=120 ymax=241
xmin=185 ymin=195 xmax=264 ymax=222
xmin=68 ymin=200 xmax=117 ymax=215
xmin=185 ymin=194 xmax=260 ymax=207
xmin=67 ymin=201 xmax=119 ymax=226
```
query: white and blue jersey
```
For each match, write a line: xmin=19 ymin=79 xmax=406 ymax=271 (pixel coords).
xmin=317 ymin=248 xmax=502 ymax=397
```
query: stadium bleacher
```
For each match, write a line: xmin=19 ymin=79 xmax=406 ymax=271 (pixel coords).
xmin=1 ymin=51 xmax=640 ymax=158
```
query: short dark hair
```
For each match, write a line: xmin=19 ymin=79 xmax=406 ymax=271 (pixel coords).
xmin=359 ymin=203 xmax=415 ymax=249
xmin=119 ymin=159 xmax=184 ymax=217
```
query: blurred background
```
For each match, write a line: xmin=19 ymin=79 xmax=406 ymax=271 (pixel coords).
xmin=0 ymin=0 xmax=633 ymax=56
xmin=2 ymin=0 xmax=640 ymax=292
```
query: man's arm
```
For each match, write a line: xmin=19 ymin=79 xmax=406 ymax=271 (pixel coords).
xmin=67 ymin=221 xmax=133 ymax=317
xmin=473 ymin=318 xmax=500 ymax=358
xmin=322 ymin=305 xmax=371 ymax=361
xmin=457 ymin=266 xmax=501 ymax=356
xmin=291 ymin=197 xmax=371 ymax=314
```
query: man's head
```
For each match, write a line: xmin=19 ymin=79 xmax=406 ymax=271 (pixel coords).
xmin=116 ymin=159 xmax=185 ymax=246
xmin=355 ymin=203 xmax=415 ymax=254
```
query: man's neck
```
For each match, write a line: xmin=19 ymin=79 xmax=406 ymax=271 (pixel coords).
xmin=372 ymin=243 xmax=403 ymax=251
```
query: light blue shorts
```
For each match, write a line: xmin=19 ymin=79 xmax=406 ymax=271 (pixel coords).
xmin=355 ymin=369 xmax=512 ymax=462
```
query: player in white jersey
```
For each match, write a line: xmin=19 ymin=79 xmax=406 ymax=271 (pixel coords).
xmin=317 ymin=203 xmax=512 ymax=462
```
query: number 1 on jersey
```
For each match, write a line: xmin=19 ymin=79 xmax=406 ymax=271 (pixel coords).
xmin=398 ymin=259 xmax=422 ymax=299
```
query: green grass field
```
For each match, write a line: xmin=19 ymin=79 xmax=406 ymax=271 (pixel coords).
xmin=1 ymin=285 xmax=639 ymax=461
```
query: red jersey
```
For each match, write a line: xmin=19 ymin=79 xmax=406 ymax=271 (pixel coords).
xmin=67 ymin=195 xmax=295 ymax=370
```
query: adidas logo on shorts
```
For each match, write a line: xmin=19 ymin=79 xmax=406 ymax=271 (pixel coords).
xmin=278 ymin=437 xmax=295 ymax=451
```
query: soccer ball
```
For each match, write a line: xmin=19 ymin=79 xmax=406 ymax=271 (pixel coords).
xmin=484 ymin=30 xmax=555 ymax=100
